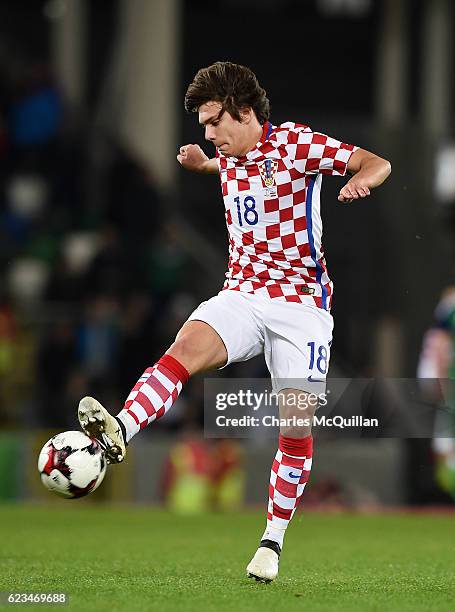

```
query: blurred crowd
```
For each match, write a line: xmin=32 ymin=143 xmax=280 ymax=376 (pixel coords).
xmin=0 ymin=57 xmax=202 ymax=431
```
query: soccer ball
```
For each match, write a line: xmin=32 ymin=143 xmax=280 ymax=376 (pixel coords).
xmin=38 ymin=430 xmax=107 ymax=498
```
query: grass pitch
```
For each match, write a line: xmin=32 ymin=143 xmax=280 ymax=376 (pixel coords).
xmin=0 ymin=504 xmax=454 ymax=611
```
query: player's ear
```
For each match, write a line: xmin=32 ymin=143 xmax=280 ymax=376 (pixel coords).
xmin=239 ymin=107 xmax=253 ymax=124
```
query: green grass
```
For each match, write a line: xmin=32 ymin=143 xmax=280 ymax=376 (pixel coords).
xmin=0 ymin=504 xmax=454 ymax=612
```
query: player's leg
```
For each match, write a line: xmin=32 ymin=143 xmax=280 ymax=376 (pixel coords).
xmin=246 ymin=389 xmax=315 ymax=582
xmin=78 ymin=320 xmax=226 ymax=462
xmin=247 ymin=302 xmax=332 ymax=582
xmin=79 ymin=291 xmax=263 ymax=463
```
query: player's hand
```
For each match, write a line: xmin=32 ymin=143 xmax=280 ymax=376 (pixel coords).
xmin=338 ymin=179 xmax=371 ymax=203
xmin=177 ymin=144 xmax=210 ymax=172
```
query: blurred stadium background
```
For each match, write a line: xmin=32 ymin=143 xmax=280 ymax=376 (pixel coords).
xmin=0 ymin=0 xmax=454 ymax=512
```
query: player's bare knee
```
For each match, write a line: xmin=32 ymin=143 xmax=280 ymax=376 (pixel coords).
xmin=166 ymin=335 xmax=200 ymax=374
xmin=167 ymin=329 xmax=227 ymax=375
xmin=279 ymin=408 xmax=315 ymax=437
xmin=278 ymin=389 xmax=317 ymax=437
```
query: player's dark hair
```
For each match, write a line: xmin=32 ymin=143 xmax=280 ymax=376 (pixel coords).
xmin=185 ymin=61 xmax=270 ymax=124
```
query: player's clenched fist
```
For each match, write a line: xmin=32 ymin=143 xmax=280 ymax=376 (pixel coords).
xmin=177 ymin=144 xmax=219 ymax=174
xmin=338 ymin=179 xmax=371 ymax=203
xmin=177 ymin=144 xmax=208 ymax=170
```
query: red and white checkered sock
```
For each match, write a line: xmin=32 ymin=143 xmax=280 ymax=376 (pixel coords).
xmin=261 ymin=434 xmax=313 ymax=549
xmin=116 ymin=354 xmax=189 ymax=443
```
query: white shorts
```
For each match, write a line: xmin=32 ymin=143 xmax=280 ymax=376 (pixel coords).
xmin=187 ymin=290 xmax=333 ymax=393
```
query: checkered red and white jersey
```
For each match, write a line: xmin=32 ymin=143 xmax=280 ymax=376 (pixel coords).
xmin=216 ymin=121 xmax=358 ymax=310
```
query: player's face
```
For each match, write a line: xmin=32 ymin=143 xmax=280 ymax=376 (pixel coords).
xmin=198 ymin=101 xmax=251 ymax=157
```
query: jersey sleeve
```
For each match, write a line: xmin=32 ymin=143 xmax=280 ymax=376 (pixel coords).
xmin=292 ymin=129 xmax=358 ymax=176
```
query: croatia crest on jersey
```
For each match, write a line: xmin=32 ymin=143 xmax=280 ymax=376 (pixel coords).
xmin=258 ymin=159 xmax=278 ymax=198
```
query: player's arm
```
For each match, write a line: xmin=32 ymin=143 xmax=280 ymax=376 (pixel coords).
xmin=338 ymin=149 xmax=391 ymax=203
xmin=177 ymin=144 xmax=219 ymax=174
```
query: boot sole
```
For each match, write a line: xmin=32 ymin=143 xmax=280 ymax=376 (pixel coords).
xmin=247 ymin=572 xmax=272 ymax=583
xmin=78 ymin=399 xmax=125 ymax=464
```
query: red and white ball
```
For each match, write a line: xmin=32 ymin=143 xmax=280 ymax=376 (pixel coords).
xmin=38 ymin=431 xmax=106 ymax=498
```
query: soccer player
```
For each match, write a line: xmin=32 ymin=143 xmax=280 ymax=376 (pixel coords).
xmin=78 ymin=62 xmax=391 ymax=582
